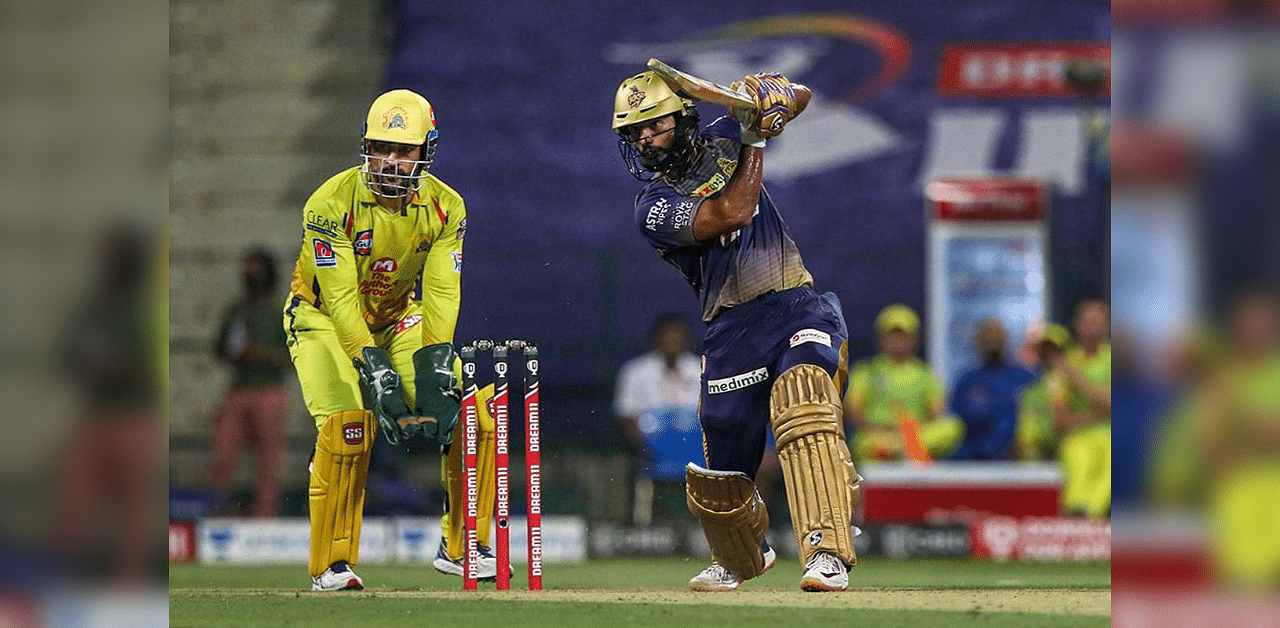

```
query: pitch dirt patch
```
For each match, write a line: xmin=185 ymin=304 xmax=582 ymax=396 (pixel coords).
xmin=176 ymin=587 xmax=1109 ymax=616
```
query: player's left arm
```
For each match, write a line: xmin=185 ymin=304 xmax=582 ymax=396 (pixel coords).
xmin=420 ymin=194 xmax=465 ymax=346
xmin=404 ymin=191 xmax=466 ymax=450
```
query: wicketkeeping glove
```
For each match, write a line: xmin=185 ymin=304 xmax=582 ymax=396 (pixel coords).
xmin=410 ymin=342 xmax=463 ymax=449
xmin=353 ymin=347 xmax=412 ymax=448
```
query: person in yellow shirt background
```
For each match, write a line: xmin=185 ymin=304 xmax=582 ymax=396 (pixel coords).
xmin=1015 ymin=323 xmax=1074 ymax=462
xmin=1050 ymin=298 xmax=1111 ymax=519
xmin=844 ymin=304 xmax=963 ymax=461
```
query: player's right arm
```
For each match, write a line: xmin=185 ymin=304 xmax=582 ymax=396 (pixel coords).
xmin=299 ymin=189 xmax=375 ymax=359
xmin=691 ymin=144 xmax=763 ymax=242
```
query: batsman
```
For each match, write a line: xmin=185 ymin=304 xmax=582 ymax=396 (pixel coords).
xmin=612 ymin=67 xmax=861 ymax=592
xmin=284 ymin=88 xmax=500 ymax=590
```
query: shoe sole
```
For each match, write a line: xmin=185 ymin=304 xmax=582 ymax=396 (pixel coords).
xmin=799 ymin=577 xmax=847 ymax=592
xmin=311 ymin=577 xmax=364 ymax=592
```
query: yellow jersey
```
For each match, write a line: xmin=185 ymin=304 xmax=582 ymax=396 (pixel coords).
xmin=287 ymin=166 xmax=466 ymax=359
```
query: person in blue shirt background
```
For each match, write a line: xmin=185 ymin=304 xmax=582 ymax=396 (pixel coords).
xmin=949 ymin=318 xmax=1038 ymax=460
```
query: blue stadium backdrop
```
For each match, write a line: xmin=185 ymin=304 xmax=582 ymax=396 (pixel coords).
xmin=383 ymin=0 xmax=1111 ymax=447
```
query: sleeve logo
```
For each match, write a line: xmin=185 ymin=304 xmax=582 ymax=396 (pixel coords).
xmin=789 ymin=328 xmax=832 ymax=348
xmin=313 ymin=238 xmax=336 ymax=268
xmin=371 ymin=257 xmax=398 ymax=273
xmin=644 ymin=198 xmax=670 ymax=231
xmin=451 ymin=250 xmax=463 ymax=273
xmin=354 ymin=230 xmax=373 ymax=256
xmin=456 ymin=217 xmax=467 ymax=241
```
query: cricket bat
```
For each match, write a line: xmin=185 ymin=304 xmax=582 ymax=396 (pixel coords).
xmin=647 ymin=58 xmax=811 ymax=115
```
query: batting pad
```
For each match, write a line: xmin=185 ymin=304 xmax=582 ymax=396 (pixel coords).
xmin=309 ymin=409 xmax=375 ymax=577
xmin=685 ymin=463 xmax=770 ymax=579
xmin=770 ymin=364 xmax=858 ymax=567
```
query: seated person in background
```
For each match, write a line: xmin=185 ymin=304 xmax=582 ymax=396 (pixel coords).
xmin=1054 ymin=298 xmax=1112 ymax=519
xmin=614 ymin=315 xmax=702 ymax=523
xmin=1016 ymin=324 xmax=1073 ymax=461
xmin=950 ymin=318 xmax=1037 ymax=460
xmin=844 ymin=304 xmax=963 ymax=462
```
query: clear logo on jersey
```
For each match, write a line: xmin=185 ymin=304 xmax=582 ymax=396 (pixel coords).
xmin=354 ymin=230 xmax=373 ymax=256
xmin=371 ymin=257 xmax=398 ymax=273
xmin=392 ymin=314 xmax=422 ymax=336
xmin=313 ymin=238 xmax=336 ymax=268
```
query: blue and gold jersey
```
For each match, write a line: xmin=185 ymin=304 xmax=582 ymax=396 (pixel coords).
xmin=286 ymin=166 xmax=466 ymax=359
xmin=634 ymin=116 xmax=812 ymax=322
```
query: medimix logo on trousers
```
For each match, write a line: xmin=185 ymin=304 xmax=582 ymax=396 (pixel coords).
xmin=707 ymin=367 xmax=769 ymax=394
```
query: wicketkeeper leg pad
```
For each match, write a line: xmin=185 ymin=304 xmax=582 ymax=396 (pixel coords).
xmin=442 ymin=384 xmax=496 ymax=557
xmin=308 ymin=410 xmax=375 ymax=577
xmin=770 ymin=364 xmax=858 ymax=567
xmin=685 ymin=463 xmax=770 ymax=579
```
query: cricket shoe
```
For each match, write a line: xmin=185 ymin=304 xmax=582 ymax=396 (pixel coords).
xmin=311 ymin=561 xmax=364 ymax=591
xmin=800 ymin=551 xmax=849 ymax=592
xmin=688 ymin=544 xmax=777 ymax=592
xmin=433 ymin=539 xmax=507 ymax=580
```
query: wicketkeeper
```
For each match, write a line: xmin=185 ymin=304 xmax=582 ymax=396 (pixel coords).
xmin=612 ymin=70 xmax=862 ymax=591
xmin=284 ymin=89 xmax=472 ymax=591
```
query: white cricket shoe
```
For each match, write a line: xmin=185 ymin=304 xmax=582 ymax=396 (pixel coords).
xmin=800 ymin=551 xmax=849 ymax=592
xmin=311 ymin=561 xmax=364 ymax=591
xmin=688 ymin=545 xmax=777 ymax=592
xmin=432 ymin=539 xmax=500 ymax=580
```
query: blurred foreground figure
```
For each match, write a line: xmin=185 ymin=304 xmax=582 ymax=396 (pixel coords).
xmin=57 ymin=225 xmax=164 ymax=583
xmin=1196 ymin=289 xmax=1280 ymax=589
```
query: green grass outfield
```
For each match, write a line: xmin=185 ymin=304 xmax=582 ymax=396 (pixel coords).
xmin=171 ymin=558 xmax=1111 ymax=627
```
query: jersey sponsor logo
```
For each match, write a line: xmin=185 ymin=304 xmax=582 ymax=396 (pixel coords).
xmin=313 ymin=238 xmax=337 ymax=267
xmin=392 ymin=314 xmax=422 ymax=335
xmin=354 ymin=230 xmax=373 ymax=255
xmin=692 ymin=172 xmax=727 ymax=198
xmin=790 ymin=328 xmax=832 ymax=348
xmin=707 ymin=367 xmax=768 ymax=394
xmin=451 ymin=250 xmax=463 ymax=273
xmin=644 ymin=198 xmax=670 ymax=231
xmin=371 ymin=257 xmax=398 ymax=273
xmin=306 ymin=211 xmax=344 ymax=236
xmin=342 ymin=422 xmax=365 ymax=445
xmin=673 ymin=199 xmax=696 ymax=230
xmin=306 ymin=223 xmax=338 ymax=238
xmin=456 ymin=217 xmax=467 ymax=240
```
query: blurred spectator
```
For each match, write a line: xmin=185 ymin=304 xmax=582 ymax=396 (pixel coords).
xmin=949 ymin=318 xmax=1037 ymax=460
xmin=209 ymin=249 xmax=290 ymax=517
xmin=1016 ymin=324 xmax=1073 ymax=461
xmin=844 ymin=305 xmax=963 ymax=461
xmin=1055 ymin=298 xmax=1112 ymax=518
xmin=55 ymin=225 xmax=164 ymax=582
xmin=613 ymin=316 xmax=701 ymax=524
